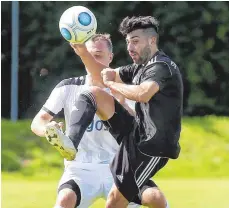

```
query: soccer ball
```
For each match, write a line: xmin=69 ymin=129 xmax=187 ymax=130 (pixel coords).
xmin=59 ymin=6 xmax=97 ymax=44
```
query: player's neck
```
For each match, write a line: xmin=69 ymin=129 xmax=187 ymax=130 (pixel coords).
xmin=144 ymin=48 xmax=159 ymax=65
xmin=150 ymin=48 xmax=159 ymax=60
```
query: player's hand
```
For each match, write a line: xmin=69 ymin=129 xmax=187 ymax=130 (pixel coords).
xmin=45 ymin=121 xmax=64 ymax=132
xmin=101 ymin=68 xmax=116 ymax=86
xmin=70 ymin=43 xmax=88 ymax=56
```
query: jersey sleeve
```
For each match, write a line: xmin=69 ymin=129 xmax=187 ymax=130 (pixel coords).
xmin=125 ymin=99 xmax=135 ymax=111
xmin=142 ymin=63 xmax=172 ymax=90
xmin=118 ymin=64 xmax=135 ymax=84
xmin=42 ymin=83 xmax=66 ymax=116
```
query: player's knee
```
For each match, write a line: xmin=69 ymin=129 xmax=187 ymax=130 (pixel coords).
xmin=90 ymin=86 xmax=112 ymax=100
xmin=89 ymin=86 xmax=115 ymax=120
xmin=89 ymin=86 xmax=103 ymax=96
xmin=57 ymin=188 xmax=77 ymax=208
xmin=106 ymin=189 xmax=128 ymax=208
xmin=141 ymin=187 xmax=167 ymax=208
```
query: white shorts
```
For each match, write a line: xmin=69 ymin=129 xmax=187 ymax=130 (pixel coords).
xmin=58 ymin=162 xmax=140 ymax=208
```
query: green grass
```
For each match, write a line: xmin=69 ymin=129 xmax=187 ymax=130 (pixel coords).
xmin=2 ymin=116 xmax=229 ymax=177
xmin=2 ymin=177 xmax=229 ymax=208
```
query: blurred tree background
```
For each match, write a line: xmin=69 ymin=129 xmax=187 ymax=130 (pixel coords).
xmin=1 ymin=1 xmax=229 ymax=119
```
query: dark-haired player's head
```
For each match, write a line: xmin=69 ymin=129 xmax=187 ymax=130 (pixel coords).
xmin=119 ymin=16 xmax=159 ymax=65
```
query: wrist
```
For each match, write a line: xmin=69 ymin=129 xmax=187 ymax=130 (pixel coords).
xmin=104 ymin=80 xmax=114 ymax=87
xmin=80 ymin=49 xmax=91 ymax=58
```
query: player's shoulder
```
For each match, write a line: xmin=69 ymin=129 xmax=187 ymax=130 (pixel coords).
xmin=55 ymin=76 xmax=87 ymax=88
xmin=145 ymin=50 xmax=178 ymax=72
xmin=118 ymin=63 xmax=138 ymax=71
xmin=146 ymin=51 xmax=171 ymax=66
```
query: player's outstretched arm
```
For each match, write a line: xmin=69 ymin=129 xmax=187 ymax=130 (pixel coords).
xmin=70 ymin=43 xmax=123 ymax=84
xmin=70 ymin=43 xmax=106 ymax=82
xmin=101 ymin=63 xmax=172 ymax=103
xmin=101 ymin=68 xmax=159 ymax=102
xmin=106 ymin=80 xmax=159 ymax=103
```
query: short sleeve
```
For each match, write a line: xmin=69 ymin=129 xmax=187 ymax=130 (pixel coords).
xmin=42 ymin=83 xmax=65 ymax=116
xmin=118 ymin=64 xmax=136 ymax=84
xmin=142 ymin=63 xmax=172 ymax=90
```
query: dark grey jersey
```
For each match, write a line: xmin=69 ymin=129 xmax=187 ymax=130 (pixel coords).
xmin=119 ymin=51 xmax=183 ymax=158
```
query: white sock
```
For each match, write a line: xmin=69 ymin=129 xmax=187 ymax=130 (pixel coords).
xmin=53 ymin=206 xmax=64 ymax=208
xmin=166 ymin=200 xmax=170 ymax=208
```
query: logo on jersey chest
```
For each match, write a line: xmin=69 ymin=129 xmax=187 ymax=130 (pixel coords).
xmin=86 ymin=119 xmax=109 ymax=132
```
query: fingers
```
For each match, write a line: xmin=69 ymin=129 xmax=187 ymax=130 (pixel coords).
xmin=58 ymin=122 xmax=64 ymax=128
xmin=58 ymin=122 xmax=64 ymax=132
xmin=101 ymin=68 xmax=111 ymax=76
xmin=70 ymin=42 xmax=86 ymax=48
xmin=70 ymin=43 xmax=78 ymax=51
xmin=70 ymin=43 xmax=74 ymax=49
xmin=48 ymin=121 xmax=64 ymax=131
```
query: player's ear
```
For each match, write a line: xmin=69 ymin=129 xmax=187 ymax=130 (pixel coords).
xmin=109 ymin=53 xmax=114 ymax=63
xmin=150 ymin=36 xmax=157 ymax=45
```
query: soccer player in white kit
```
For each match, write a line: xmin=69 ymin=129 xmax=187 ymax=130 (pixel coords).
xmin=31 ymin=34 xmax=168 ymax=208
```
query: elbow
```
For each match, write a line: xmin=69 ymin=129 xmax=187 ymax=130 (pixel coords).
xmin=31 ymin=119 xmax=41 ymax=136
xmin=30 ymin=121 xmax=36 ymax=134
xmin=138 ymin=94 xmax=152 ymax=103
xmin=31 ymin=121 xmax=43 ymax=137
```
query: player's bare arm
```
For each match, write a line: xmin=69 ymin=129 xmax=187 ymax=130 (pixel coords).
xmin=70 ymin=43 xmax=106 ymax=83
xmin=102 ymin=68 xmax=159 ymax=102
xmin=31 ymin=109 xmax=62 ymax=137
xmin=70 ymin=43 xmax=123 ymax=84
xmin=107 ymin=80 xmax=159 ymax=103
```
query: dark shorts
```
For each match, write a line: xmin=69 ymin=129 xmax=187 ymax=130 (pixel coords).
xmin=103 ymin=99 xmax=169 ymax=204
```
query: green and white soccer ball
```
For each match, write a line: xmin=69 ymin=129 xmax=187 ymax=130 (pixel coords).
xmin=59 ymin=6 xmax=97 ymax=44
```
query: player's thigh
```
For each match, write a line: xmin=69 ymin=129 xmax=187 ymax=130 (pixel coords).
xmin=102 ymin=98 xmax=136 ymax=144
xmin=58 ymin=166 xmax=101 ymax=208
xmin=103 ymin=174 xmax=140 ymax=208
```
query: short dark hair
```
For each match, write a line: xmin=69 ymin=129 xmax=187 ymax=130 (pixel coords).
xmin=119 ymin=16 xmax=159 ymax=37
xmin=87 ymin=33 xmax=113 ymax=52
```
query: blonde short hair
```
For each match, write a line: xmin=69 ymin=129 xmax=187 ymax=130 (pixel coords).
xmin=87 ymin=33 xmax=113 ymax=52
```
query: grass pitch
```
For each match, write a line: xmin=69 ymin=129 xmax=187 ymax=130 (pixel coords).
xmin=2 ymin=177 xmax=229 ymax=208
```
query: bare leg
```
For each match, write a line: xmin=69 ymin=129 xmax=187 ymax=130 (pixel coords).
xmin=66 ymin=86 xmax=115 ymax=148
xmin=106 ymin=184 xmax=129 ymax=208
xmin=141 ymin=187 xmax=167 ymax=208
xmin=54 ymin=188 xmax=77 ymax=208
xmin=44 ymin=86 xmax=118 ymax=160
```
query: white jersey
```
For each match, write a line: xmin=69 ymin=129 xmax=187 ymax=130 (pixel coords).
xmin=43 ymin=75 xmax=134 ymax=165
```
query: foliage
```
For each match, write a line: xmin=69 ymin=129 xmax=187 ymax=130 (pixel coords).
xmin=1 ymin=2 xmax=229 ymax=117
xmin=1 ymin=119 xmax=64 ymax=175
xmin=2 ymin=117 xmax=229 ymax=177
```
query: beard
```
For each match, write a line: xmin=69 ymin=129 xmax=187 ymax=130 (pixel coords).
xmin=137 ymin=45 xmax=152 ymax=65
